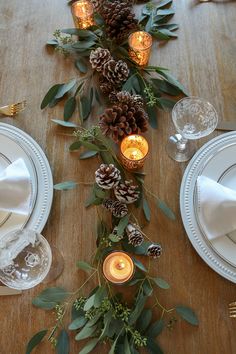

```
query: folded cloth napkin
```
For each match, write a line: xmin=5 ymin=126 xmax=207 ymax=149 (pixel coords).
xmin=197 ymin=175 xmax=236 ymax=240
xmin=0 ymin=158 xmax=31 ymax=215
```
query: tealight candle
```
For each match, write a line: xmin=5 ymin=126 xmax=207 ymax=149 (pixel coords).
xmin=103 ymin=251 xmax=134 ymax=284
xmin=71 ymin=0 xmax=94 ymax=29
xmin=120 ymin=134 xmax=149 ymax=170
xmin=128 ymin=31 xmax=152 ymax=66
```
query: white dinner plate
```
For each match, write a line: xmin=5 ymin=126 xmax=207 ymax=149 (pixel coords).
xmin=0 ymin=123 xmax=53 ymax=234
xmin=180 ymin=132 xmax=236 ymax=283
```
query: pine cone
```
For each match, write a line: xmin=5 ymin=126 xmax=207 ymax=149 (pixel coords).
xmin=126 ymin=223 xmax=144 ymax=247
xmin=114 ymin=180 xmax=139 ymax=204
xmin=90 ymin=47 xmax=112 ymax=72
xmin=103 ymin=199 xmax=128 ymax=218
xmin=102 ymin=0 xmax=138 ymax=43
xmin=91 ymin=0 xmax=106 ymax=13
xmin=112 ymin=200 xmax=128 ymax=218
xmin=99 ymin=103 xmax=148 ymax=142
xmin=103 ymin=60 xmax=129 ymax=86
xmin=147 ymin=244 xmax=162 ymax=258
xmin=99 ymin=76 xmax=116 ymax=96
xmin=109 ymin=91 xmax=144 ymax=108
xmin=95 ymin=164 xmax=121 ymax=189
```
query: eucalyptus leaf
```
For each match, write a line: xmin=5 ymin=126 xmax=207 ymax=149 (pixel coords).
xmin=55 ymin=79 xmax=77 ymax=99
xmin=124 ymin=335 xmax=132 ymax=354
xmin=77 ymin=261 xmax=94 ymax=272
xmin=75 ymin=58 xmax=88 ymax=74
xmin=156 ymin=97 xmax=176 ymax=110
xmin=158 ymin=28 xmax=178 ymax=38
xmin=99 ymin=151 xmax=115 ymax=165
xmin=129 ymin=294 xmax=147 ymax=325
xmin=146 ymin=319 xmax=164 ymax=338
xmin=143 ymin=198 xmax=151 ymax=222
xmin=156 ymin=0 xmax=173 ymax=9
xmin=56 ymin=330 xmax=69 ymax=354
xmin=79 ymin=150 xmax=98 ymax=159
xmin=151 ymin=78 xmax=181 ymax=96
xmin=51 ymin=119 xmax=78 ymax=128
xmin=94 ymin=286 xmax=107 ymax=308
xmin=146 ymin=338 xmax=164 ymax=354
xmin=136 ymin=309 xmax=152 ymax=333
xmin=146 ymin=105 xmax=158 ymax=129
xmin=109 ymin=234 xmax=121 ymax=242
xmin=75 ymin=324 xmax=98 ymax=341
xmin=25 ymin=329 xmax=48 ymax=354
xmin=157 ymin=70 xmax=189 ymax=96
xmin=108 ymin=334 xmax=120 ymax=354
xmin=54 ymin=181 xmax=77 ymax=190
xmin=80 ymin=96 xmax=91 ymax=120
xmin=143 ymin=279 xmax=153 ymax=296
xmin=80 ymin=141 xmax=101 ymax=151
xmin=84 ymin=294 xmax=96 ymax=311
xmin=117 ymin=215 xmax=129 ymax=236
xmin=133 ymin=258 xmax=147 ymax=272
xmin=41 ymin=84 xmax=62 ymax=109
xmin=47 ymin=39 xmax=59 ymax=46
xmin=79 ymin=338 xmax=99 ymax=354
xmin=156 ymin=200 xmax=176 ymax=220
xmin=69 ymin=316 xmax=87 ymax=330
xmin=69 ymin=141 xmax=82 ymax=151
xmin=73 ymin=40 xmax=96 ymax=50
xmin=175 ymin=306 xmax=199 ymax=326
xmin=152 ymin=277 xmax=170 ymax=289
xmin=156 ymin=9 xmax=175 ymax=16
xmin=32 ymin=287 xmax=69 ymax=310
xmin=64 ymin=96 xmax=76 ymax=121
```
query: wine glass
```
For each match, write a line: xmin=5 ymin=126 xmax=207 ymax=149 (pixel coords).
xmin=0 ymin=229 xmax=63 ymax=290
xmin=166 ymin=97 xmax=219 ymax=162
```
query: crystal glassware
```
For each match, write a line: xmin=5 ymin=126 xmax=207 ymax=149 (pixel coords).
xmin=166 ymin=97 xmax=219 ymax=162
xmin=0 ymin=229 xmax=55 ymax=290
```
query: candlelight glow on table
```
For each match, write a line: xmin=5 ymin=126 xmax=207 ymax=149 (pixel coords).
xmin=71 ymin=0 xmax=94 ymax=29
xmin=120 ymin=134 xmax=149 ymax=170
xmin=102 ymin=252 xmax=134 ymax=284
xmin=128 ymin=31 xmax=153 ymax=66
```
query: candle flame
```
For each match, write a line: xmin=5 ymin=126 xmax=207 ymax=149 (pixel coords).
xmin=116 ymin=260 xmax=126 ymax=270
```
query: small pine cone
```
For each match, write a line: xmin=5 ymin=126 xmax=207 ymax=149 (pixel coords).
xmin=133 ymin=94 xmax=144 ymax=108
xmin=126 ymin=223 xmax=144 ymax=247
xmin=103 ymin=198 xmax=114 ymax=211
xmin=103 ymin=60 xmax=129 ymax=86
xmin=99 ymin=76 xmax=115 ymax=95
xmin=109 ymin=91 xmax=144 ymax=108
xmin=90 ymin=47 xmax=112 ymax=72
xmin=147 ymin=244 xmax=162 ymax=258
xmin=95 ymin=164 xmax=121 ymax=189
xmin=111 ymin=200 xmax=128 ymax=218
xmin=114 ymin=180 xmax=139 ymax=204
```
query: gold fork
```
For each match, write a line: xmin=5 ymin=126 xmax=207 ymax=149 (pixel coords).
xmin=0 ymin=100 xmax=27 ymax=117
xmin=229 ymin=302 xmax=236 ymax=318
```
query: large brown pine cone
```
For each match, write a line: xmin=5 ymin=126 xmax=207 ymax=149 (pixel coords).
xmin=91 ymin=0 xmax=106 ymax=13
xmin=95 ymin=164 xmax=121 ymax=189
xmin=103 ymin=60 xmax=129 ymax=87
xmin=99 ymin=103 xmax=148 ymax=142
xmin=102 ymin=0 xmax=138 ymax=43
xmin=126 ymin=223 xmax=144 ymax=247
xmin=90 ymin=47 xmax=112 ymax=72
xmin=114 ymin=180 xmax=140 ymax=204
xmin=99 ymin=76 xmax=116 ymax=95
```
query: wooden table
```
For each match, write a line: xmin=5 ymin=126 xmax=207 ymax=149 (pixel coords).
xmin=0 ymin=1 xmax=236 ymax=353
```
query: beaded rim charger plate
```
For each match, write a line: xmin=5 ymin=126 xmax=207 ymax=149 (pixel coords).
xmin=0 ymin=123 xmax=53 ymax=235
xmin=180 ymin=131 xmax=236 ymax=283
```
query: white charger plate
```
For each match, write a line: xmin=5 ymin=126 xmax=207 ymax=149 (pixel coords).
xmin=0 ymin=123 xmax=53 ymax=234
xmin=180 ymin=131 xmax=236 ymax=283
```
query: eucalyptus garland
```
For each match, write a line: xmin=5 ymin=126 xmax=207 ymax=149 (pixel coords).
xmin=25 ymin=1 xmax=198 ymax=354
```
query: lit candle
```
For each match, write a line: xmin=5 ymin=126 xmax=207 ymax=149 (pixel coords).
xmin=128 ymin=31 xmax=152 ymax=66
xmin=103 ymin=251 xmax=134 ymax=284
xmin=71 ymin=0 xmax=94 ymax=29
xmin=120 ymin=134 xmax=149 ymax=170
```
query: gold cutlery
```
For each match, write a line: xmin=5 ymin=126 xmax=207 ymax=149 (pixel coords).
xmin=0 ymin=286 xmax=22 ymax=296
xmin=0 ymin=100 xmax=27 ymax=117
xmin=216 ymin=121 xmax=236 ymax=131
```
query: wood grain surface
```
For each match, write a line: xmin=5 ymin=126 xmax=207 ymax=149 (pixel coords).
xmin=0 ymin=1 xmax=236 ymax=353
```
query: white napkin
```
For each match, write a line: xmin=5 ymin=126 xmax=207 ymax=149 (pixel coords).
xmin=0 ymin=158 xmax=31 ymax=215
xmin=197 ymin=176 xmax=236 ymax=240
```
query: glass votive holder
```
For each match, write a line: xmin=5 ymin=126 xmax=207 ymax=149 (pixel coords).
xmin=71 ymin=0 xmax=95 ymax=29
xmin=128 ymin=31 xmax=153 ymax=67
xmin=102 ymin=251 xmax=135 ymax=285
xmin=120 ymin=134 xmax=149 ymax=171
